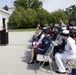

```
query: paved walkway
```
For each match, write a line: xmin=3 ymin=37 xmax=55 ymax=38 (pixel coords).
xmin=0 ymin=32 xmax=70 ymax=75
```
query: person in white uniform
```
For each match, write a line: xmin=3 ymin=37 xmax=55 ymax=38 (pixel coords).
xmin=55 ymin=30 xmax=76 ymax=74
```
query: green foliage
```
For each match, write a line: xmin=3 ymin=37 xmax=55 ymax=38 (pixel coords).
xmin=50 ymin=9 xmax=68 ymax=24
xmin=36 ymin=8 xmax=50 ymax=27
xmin=31 ymin=0 xmax=43 ymax=10
xmin=16 ymin=6 xmax=25 ymax=13
xmin=8 ymin=10 xmax=22 ymax=28
xmin=66 ymin=5 xmax=76 ymax=25
xmin=14 ymin=0 xmax=28 ymax=9
xmin=14 ymin=0 xmax=42 ymax=10
xmin=9 ymin=6 xmax=68 ymax=28
xmin=22 ymin=8 xmax=37 ymax=28
xmin=9 ymin=0 xmax=75 ymax=29
xmin=8 ymin=7 xmax=37 ymax=28
xmin=8 ymin=0 xmax=44 ymax=28
xmin=9 ymin=28 xmax=36 ymax=32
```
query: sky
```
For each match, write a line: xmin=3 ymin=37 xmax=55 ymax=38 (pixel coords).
xmin=0 ymin=0 xmax=14 ymax=7
xmin=41 ymin=0 xmax=76 ymax=12
xmin=0 ymin=0 xmax=76 ymax=12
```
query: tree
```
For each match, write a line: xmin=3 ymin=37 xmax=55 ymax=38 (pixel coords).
xmin=66 ymin=5 xmax=76 ymax=25
xmin=22 ymin=8 xmax=37 ymax=28
xmin=8 ymin=6 xmax=37 ymax=28
xmin=36 ymin=8 xmax=50 ymax=27
xmin=16 ymin=6 xmax=25 ymax=13
xmin=8 ymin=10 xmax=22 ymax=28
xmin=15 ymin=6 xmax=27 ymax=28
xmin=31 ymin=0 xmax=43 ymax=10
xmin=14 ymin=0 xmax=42 ymax=10
xmin=3 ymin=5 xmax=8 ymax=11
xmin=50 ymin=9 xmax=68 ymax=24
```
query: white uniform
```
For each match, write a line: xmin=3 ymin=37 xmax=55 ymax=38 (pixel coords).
xmin=55 ymin=37 xmax=76 ymax=72
xmin=37 ymin=34 xmax=45 ymax=44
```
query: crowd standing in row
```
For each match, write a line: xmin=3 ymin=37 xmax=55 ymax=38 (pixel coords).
xmin=27 ymin=20 xmax=76 ymax=74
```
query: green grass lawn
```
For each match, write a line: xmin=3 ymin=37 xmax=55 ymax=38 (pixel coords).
xmin=9 ymin=28 xmax=36 ymax=32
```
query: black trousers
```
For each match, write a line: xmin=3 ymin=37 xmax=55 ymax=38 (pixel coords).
xmin=53 ymin=45 xmax=62 ymax=56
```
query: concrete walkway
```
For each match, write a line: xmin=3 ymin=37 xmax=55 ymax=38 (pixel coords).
xmin=0 ymin=32 xmax=70 ymax=75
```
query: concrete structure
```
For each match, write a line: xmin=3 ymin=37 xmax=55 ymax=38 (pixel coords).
xmin=0 ymin=8 xmax=10 ymax=31
xmin=0 ymin=8 xmax=10 ymax=44
xmin=0 ymin=2 xmax=15 ymax=44
xmin=8 ymin=4 xmax=15 ymax=15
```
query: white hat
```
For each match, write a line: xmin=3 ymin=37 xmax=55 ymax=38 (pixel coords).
xmin=69 ymin=26 xmax=73 ymax=29
xmin=63 ymin=30 xmax=69 ymax=34
xmin=73 ymin=26 xmax=76 ymax=30
xmin=43 ymin=27 xmax=47 ymax=29
xmin=61 ymin=27 xmax=67 ymax=30
xmin=61 ymin=30 xmax=69 ymax=36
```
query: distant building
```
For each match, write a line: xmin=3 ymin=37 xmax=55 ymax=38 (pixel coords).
xmin=0 ymin=8 xmax=10 ymax=31
xmin=0 ymin=8 xmax=10 ymax=44
xmin=0 ymin=2 xmax=15 ymax=44
xmin=8 ymin=4 xmax=15 ymax=15
xmin=0 ymin=2 xmax=15 ymax=29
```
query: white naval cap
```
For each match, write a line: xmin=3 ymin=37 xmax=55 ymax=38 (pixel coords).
xmin=61 ymin=30 xmax=69 ymax=36
xmin=62 ymin=30 xmax=69 ymax=34
xmin=73 ymin=26 xmax=76 ymax=30
xmin=69 ymin=26 xmax=73 ymax=29
xmin=61 ymin=27 xmax=67 ymax=30
xmin=43 ymin=27 xmax=47 ymax=29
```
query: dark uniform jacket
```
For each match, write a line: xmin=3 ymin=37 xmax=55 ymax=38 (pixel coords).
xmin=39 ymin=35 xmax=52 ymax=53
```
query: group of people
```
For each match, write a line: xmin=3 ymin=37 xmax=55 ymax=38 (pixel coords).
xmin=28 ymin=24 xmax=52 ymax=64
xmin=27 ymin=23 xmax=76 ymax=74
